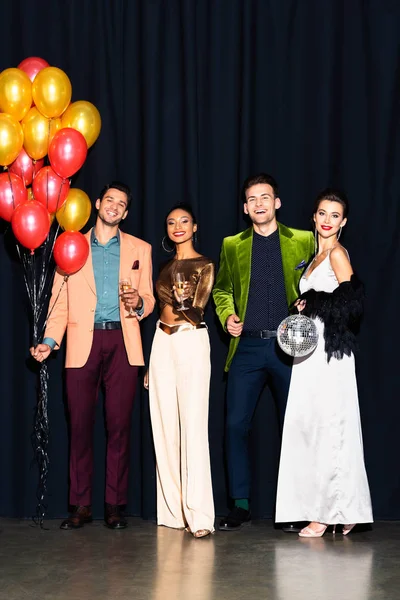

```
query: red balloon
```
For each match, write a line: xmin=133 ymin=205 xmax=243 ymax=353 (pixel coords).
xmin=18 ymin=57 xmax=50 ymax=82
xmin=11 ymin=200 xmax=50 ymax=251
xmin=32 ymin=166 xmax=70 ymax=213
xmin=0 ymin=172 xmax=28 ymax=222
xmin=48 ymin=128 xmax=87 ymax=179
xmin=53 ymin=231 xmax=89 ymax=274
xmin=9 ymin=148 xmax=44 ymax=186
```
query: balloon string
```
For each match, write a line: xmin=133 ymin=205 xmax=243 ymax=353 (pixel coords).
xmin=15 ymin=244 xmax=34 ymax=307
xmin=31 ymin=361 xmax=50 ymax=529
xmin=46 ymin=119 xmax=52 ymax=169
xmin=31 ymin=252 xmax=39 ymax=345
xmin=6 ymin=169 xmax=15 ymax=209
xmin=46 ymin=166 xmax=49 ymax=211
xmin=40 ymin=275 xmax=68 ymax=336
xmin=32 ymin=158 xmax=38 ymax=191
xmin=55 ymin=179 xmax=65 ymax=213
xmin=38 ymin=221 xmax=60 ymax=300
xmin=12 ymin=213 xmax=61 ymax=526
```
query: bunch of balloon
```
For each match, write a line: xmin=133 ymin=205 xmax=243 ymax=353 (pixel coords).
xmin=0 ymin=56 xmax=101 ymax=525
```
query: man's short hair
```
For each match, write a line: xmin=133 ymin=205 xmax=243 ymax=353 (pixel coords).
xmin=98 ymin=181 xmax=132 ymax=210
xmin=241 ymin=173 xmax=279 ymax=203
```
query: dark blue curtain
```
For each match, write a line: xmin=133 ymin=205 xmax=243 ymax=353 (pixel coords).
xmin=0 ymin=0 xmax=399 ymax=519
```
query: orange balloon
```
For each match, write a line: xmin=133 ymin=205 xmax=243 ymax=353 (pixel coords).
xmin=56 ymin=188 xmax=92 ymax=231
xmin=22 ymin=107 xmax=62 ymax=160
xmin=61 ymin=101 xmax=101 ymax=148
xmin=0 ymin=68 xmax=32 ymax=121
xmin=32 ymin=67 xmax=72 ymax=118
xmin=0 ymin=114 xmax=24 ymax=166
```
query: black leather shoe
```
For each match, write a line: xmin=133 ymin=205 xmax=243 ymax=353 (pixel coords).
xmin=60 ymin=505 xmax=93 ymax=530
xmin=218 ymin=507 xmax=251 ymax=531
xmin=104 ymin=504 xmax=128 ymax=529
xmin=281 ymin=523 xmax=302 ymax=533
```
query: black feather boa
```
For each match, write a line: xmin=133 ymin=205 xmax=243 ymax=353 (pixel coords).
xmin=298 ymin=274 xmax=364 ymax=361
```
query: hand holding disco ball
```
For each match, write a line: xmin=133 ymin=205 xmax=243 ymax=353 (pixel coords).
xmin=277 ymin=304 xmax=319 ymax=357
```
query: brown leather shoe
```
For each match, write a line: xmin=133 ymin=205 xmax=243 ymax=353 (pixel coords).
xmin=60 ymin=505 xmax=93 ymax=530
xmin=104 ymin=503 xmax=127 ymax=529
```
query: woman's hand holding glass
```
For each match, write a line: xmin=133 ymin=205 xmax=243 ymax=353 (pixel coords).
xmin=172 ymin=272 xmax=191 ymax=311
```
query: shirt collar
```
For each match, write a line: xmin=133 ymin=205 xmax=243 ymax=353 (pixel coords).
xmin=253 ymin=228 xmax=279 ymax=242
xmin=91 ymin=228 xmax=120 ymax=246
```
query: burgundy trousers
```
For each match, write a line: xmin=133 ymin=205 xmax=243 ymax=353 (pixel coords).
xmin=65 ymin=329 xmax=138 ymax=506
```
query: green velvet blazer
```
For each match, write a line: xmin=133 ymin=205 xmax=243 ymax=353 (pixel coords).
xmin=213 ymin=223 xmax=314 ymax=371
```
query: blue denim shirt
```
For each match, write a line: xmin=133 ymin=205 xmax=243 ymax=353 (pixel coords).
xmin=92 ymin=230 xmax=121 ymax=323
xmin=43 ymin=229 xmax=144 ymax=350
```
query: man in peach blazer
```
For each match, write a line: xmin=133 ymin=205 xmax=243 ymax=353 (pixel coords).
xmin=31 ymin=181 xmax=155 ymax=530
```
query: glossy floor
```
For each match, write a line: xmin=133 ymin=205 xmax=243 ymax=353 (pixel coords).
xmin=0 ymin=519 xmax=399 ymax=600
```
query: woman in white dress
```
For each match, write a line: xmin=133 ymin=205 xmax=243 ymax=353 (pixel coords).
xmin=276 ymin=189 xmax=373 ymax=537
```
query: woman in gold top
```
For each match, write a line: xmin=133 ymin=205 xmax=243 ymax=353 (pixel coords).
xmin=146 ymin=203 xmax=215 ymax=538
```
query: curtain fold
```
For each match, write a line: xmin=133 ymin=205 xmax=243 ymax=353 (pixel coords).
xmin=0 ymin=0 xmax=399 ymax=519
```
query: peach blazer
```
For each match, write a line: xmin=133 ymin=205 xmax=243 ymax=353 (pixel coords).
xmin=44 ymin=229 xmax=155 ymax=368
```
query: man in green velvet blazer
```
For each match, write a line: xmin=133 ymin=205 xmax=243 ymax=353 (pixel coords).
xmin=215 ymin=222 xmax=315 ymax=371
xmin=213 ymin=173 xmax=314 ymax=531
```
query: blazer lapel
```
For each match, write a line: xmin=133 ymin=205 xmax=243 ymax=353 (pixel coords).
xmin=236 ymin=228 xmax=253 ymax=318
xmin=119 ymin=230 xmax=136 ymax=282
xmin=81 ymin=229 xmax=96 ymax=296
xmin=278 ymin=222 xmax=297 ymax=304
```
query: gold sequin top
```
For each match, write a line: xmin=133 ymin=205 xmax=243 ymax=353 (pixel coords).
xmin=156 ymin=256 xmax=215 ymax=325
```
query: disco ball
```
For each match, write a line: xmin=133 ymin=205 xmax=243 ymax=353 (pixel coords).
xmin=277 ymin=314 xmax=319 ymax=357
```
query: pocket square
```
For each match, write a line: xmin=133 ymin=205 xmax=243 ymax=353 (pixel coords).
xmin=132 ymin=260 xmax=140 ymax=270
xmin=295 ymin=259 xmax=307 ymax=271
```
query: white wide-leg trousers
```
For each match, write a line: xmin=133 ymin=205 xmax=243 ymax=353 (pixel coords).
xmin=149 ymin=325 xmax=215 ymax=533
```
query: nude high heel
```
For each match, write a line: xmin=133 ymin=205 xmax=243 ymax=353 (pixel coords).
xmin=185 ymin=527 xmax=212 ymax=538
xmin=298 ymin=523 xmax=336 ymax=538
xmin=342 ymin=524 xmax=356 ymax=536
xmin=193 ymin=529 xmax=211 ymax=538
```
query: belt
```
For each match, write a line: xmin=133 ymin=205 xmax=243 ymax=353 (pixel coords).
xmin=241 ymin=329 xmax=277 ymax=339
xmin=158 ymin=322 xmax=207 ymax=335
xmin=94 ymin=321 xmax=122 ymax=330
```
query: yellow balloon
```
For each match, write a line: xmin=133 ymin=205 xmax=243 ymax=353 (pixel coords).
xmin=61 ymin=100 xmax=101 ymax=148
xmin=56 ymin=188 xmax=92 ymax=231
xmin=0 ymin=113 xmax=24 ymax=166
xmin=22 ymin=107 xmax=62 ymax=160
xmin=32 ymin=67 xmax=72 ymax=118
xmin=48 ymin=117 xmax=62 ymax=146
xmin=0 ymin=68 xmax=32 ymax=121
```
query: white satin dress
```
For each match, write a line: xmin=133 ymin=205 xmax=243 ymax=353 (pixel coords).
xmin=275 ymin=253 xmax=373 ymax=524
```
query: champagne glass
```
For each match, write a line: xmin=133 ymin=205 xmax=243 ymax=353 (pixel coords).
xmin=120 ymin=278 xmax=135 ymax=318
xmin=173 ymin=272 xmax=189 ymax=311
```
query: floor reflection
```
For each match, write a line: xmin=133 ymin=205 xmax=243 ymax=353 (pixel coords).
xmin=274 ymin=535 xmax=373 ymax=600
xmin=151 ymin=527 xmax=215 ymax=600
xmin=1 ymin=519 xmax=398 ymax=600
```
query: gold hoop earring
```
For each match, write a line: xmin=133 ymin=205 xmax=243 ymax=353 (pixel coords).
xmin=162 ymin=236 xmax=175 ymax=253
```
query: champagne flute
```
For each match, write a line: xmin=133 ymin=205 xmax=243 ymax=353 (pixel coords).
xmin=120 ymin=278 xmax=135 ymax=318
xmin=173 ymin=272 xmax=189 ymax=311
